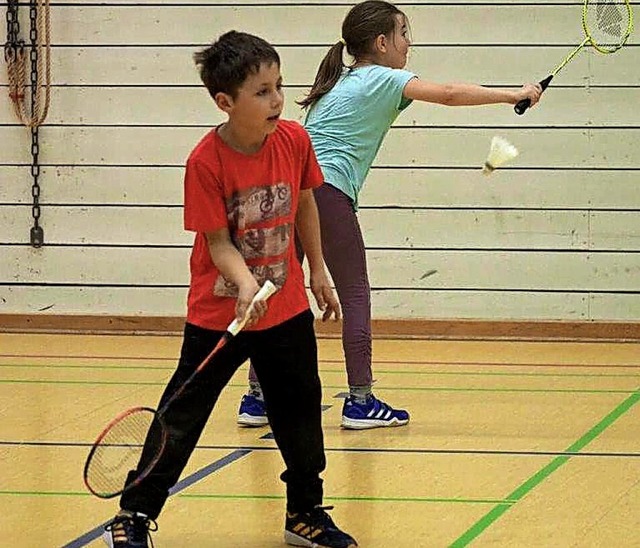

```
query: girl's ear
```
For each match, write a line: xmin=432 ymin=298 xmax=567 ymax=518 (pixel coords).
xmin=214 ymin=92 xmax=234 ymax=113
xmin=374 ymin=33 xmax=388 ymax=54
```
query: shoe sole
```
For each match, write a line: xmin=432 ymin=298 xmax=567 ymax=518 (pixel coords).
xmin=341 ymin=416 xmax=409 ymax=430
xmin=284 ymin=530 xmax=357 ymax=548
xmin=237 ymin=414 xmax=269 ymax=427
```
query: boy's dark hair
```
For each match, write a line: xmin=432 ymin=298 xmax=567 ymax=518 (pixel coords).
xmin=298 ymin=1 xmax=404 ymax=109
xmin=194 ymin=31 xmax=280 ymax=99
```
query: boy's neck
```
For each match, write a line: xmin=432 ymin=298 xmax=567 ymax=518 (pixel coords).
xmin=217 ymin=122 xmax=267 ymax=155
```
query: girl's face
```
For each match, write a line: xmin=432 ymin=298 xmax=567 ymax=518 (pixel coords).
xmin=385 ymin=14 xmax=411 ymax=69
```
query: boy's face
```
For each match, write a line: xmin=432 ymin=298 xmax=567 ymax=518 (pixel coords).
xmin=221 ymin=62 xmax=284 ymax=135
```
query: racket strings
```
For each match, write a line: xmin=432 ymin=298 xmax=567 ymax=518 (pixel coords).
xmin=85 ymin=409 xmax=157 ymax=497
xmin=585 ymin=0 xmax=633 ymax=51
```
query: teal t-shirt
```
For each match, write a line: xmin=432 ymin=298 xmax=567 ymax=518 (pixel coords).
xmin=304 ymin=64 xmax=416 ymax=208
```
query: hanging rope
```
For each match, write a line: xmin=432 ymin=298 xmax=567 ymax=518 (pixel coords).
xmin=5 ymin=0 xmax=52 ymax=247
xmin=5 ymin=0 xmax=51 ymax=128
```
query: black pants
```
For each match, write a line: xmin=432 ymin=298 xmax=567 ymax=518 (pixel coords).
xmin=120 ymin=309 xmax=326 ymax=519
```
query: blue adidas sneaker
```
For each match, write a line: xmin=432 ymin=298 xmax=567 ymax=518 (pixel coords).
xmin=341 ymin=394 xmax=409 ymax=430
xmin=237 ymin=394 xmax=269 ymax=427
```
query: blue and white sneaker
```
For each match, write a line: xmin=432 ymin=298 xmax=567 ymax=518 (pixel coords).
xmin=341 ymin=394 xmax=409 ymax=430
xmin=237 ymin=394 xmax=269 ymax=427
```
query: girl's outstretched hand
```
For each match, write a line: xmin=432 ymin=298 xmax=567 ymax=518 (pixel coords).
xmin=516 ymin=83 xmax=543 ymax=107
xmin=310 ymin=270 xmax=341 ymax=321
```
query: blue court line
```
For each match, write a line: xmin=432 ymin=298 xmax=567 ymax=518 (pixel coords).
xmin=62 ymin=449 xmax=251 ymax=548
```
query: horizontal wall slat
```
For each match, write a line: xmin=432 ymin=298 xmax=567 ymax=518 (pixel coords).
xmin=2 ymin=87 xmax=638 ymax=127
xmin=590 ymin=212 xmax=640 ymax=250
xmin=1 ymin=247 xmax=639 ymax=290
xmin=2 ymin=127 xmax=639 ymax=167
xmin=0 ymin=207 xmax=593 ymax=249
xmin=0 ymin=286 xmax=591 ymax=320
xmin=49 ymin=5 xmax=588 ymax=45
xmin=0 ymin=47 xmax=636 ymax=86
xmin=3 ymin=286 xmax=640 ymax=322
xmin=3 ymin=167 xmax=640 ymax=210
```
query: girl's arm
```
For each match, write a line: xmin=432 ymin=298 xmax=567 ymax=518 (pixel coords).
xmin=295 ymin=188 xmax=340 ymax=321
xmin=205 ymin=229 xmax=265 ymax=324
xmin=403 ymin=79 xmax=541 ymax=107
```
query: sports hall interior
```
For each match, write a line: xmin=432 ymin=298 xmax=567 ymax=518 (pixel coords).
xmin=1 ymin=1 xmax=638 ymax=547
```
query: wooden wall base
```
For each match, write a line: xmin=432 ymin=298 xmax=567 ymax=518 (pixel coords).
xmin=1 ymin=314 xmax=639 ymax=342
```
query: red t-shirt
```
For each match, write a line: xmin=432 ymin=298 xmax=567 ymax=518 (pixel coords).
xmin=183 ymin=119 xmax=323 ymax=331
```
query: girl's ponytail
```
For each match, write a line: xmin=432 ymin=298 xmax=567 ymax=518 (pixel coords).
xmin=297 ymin=41 xmax=345 ymax=109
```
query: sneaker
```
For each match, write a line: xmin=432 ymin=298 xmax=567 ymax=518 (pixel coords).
xmin=237 ymin=394 xmax=269 ymax=427
xmin=341 ymin=394 xmax=409 ymax=430
xmin=285 ymin=506 xmax=357 ymax=548
xmin=102 ymin=510 xmax=157 ymax=548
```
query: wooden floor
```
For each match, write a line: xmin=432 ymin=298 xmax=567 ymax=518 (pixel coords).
xmin=1 ymin=332 xmax=639 ymax=547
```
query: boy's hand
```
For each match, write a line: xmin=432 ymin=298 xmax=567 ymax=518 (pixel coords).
xmin=235 ymin=279 xmax=267 ymax=328
xmin=310 ymin=270 xmax=341 ymax=322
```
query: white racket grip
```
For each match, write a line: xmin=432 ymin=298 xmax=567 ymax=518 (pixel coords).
xmin=226 ymin=280 xmax=278 ymax=336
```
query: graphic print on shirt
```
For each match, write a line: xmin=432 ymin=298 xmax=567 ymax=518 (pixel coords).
xmin=214 ymin=182 xmax=292 ymax=297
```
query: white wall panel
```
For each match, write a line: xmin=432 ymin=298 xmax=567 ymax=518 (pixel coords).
xmin=2 ymin=127 xmax=638 ymax=168
xmin=1 ymin=47 xmax=637 ymax=87
xmin=589 ymin=212 xmax=640 ymax=251
xmin=1 ymin=246 xmax=639 ymax=291
xmin=49 ymin=5 xmax=583 ymax=45
xmin=0 ymin=206 xmax=591 ymax=250
xmin=3 ymin=87 xmax=639 ymax=127
xmin=0 ymin=286 xmax=590 ymax=320
xmin=1 ymin=1 xmax=638 ymax=324
xmin=3 ymin=167 xmax=640 ymax=210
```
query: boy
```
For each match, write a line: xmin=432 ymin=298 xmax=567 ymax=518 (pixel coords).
xmin=103 ymin=31 xmax=358 ymax=548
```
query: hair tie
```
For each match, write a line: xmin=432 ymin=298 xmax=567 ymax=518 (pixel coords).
xmin=338 ymin=38 xmax=347 ymax=46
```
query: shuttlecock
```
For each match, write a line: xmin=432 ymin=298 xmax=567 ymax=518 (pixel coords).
xmin=482 ymin=136 xmax=519 ymax=175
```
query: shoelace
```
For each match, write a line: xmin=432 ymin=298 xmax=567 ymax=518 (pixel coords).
xmin=105 ymin=512 xmax=158 ymax=548
xmin=307 ymin=505 xmax=338 ymax=529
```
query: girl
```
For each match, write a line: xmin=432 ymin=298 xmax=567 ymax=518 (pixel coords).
xmin=238 ymin=0 xmax=542 ymax=430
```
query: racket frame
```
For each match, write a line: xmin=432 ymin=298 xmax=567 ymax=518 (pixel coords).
xmin=83 ymin=406 xmax=165 ymax=499
xmin=515 ymin=0 xmax=633 ymax=115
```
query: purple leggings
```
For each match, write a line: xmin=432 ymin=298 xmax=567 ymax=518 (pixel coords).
xmin=249 ymin=183 xmax=372 ymax=387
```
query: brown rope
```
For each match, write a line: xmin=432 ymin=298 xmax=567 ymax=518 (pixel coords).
xmin=6 ymin=0 xmax=51 ymax=128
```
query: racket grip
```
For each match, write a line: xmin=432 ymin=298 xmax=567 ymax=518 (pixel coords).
xmin=514 ymin=74 xmax=553 ymax=115
xmin=227 ymin=280 xmax=278 ymax=335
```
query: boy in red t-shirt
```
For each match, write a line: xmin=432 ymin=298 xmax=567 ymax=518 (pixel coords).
xmin=103 ymin=31 xmax=357 ymax=548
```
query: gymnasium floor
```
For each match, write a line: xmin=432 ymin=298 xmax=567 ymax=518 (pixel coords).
xmin=1 ymin=332 xmax=638 ymax=547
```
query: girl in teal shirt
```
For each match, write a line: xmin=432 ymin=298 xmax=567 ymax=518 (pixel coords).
xmin=239 ymin=0 xmax=541 ymax=430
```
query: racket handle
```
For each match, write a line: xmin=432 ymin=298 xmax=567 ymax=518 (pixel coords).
xmin=514 ymin=74 xmax=553 ymax=115
xmin=227 ymin=280 xmax=278 ymax=335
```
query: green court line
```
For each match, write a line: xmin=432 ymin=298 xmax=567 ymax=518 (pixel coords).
xmin=0 ymin=489 xmax=514 ymax=505
xmin=2 ymin=362 xmax=639 ymax=379
xmin=0 ymin=378 xmax=635 ymax=394
xmin=450 ymin=390 xmax=640 ymax=547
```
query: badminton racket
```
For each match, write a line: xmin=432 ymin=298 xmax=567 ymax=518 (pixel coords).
xmin=515 ymin=0 xmax=633 ymax=114
xmin=83 ymin=280 xmax=277 ymax=499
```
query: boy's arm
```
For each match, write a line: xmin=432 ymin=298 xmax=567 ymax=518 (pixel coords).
xmin=205 ymin=229 xmax=266 ymax=324
xmin=295 ymin=189 xmax=340 ymax=321
xmin=403 ymin=79 xmax=542 ymax=107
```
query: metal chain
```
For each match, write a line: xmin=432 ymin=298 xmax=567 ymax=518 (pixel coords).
xmin=4 ymin=1 xmax=23 ymax=63
xmin=29 ymin=1 xmax=44 ymax=247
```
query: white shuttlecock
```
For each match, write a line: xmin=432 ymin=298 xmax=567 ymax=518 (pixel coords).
xmin=482 ymin=136 xmax=519 ymax=175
